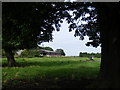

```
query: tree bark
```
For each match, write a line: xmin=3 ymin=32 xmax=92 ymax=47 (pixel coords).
xmin=4 ymin=48 xmax=16 ymax=67
xmin=95 ymin=3 xmax=120 ymax=88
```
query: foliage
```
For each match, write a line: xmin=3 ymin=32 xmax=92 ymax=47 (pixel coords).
xmin=79 ymin=52 xmax=101 ymax=58
xmin=2 ymin=57 xmax=100 ymax=88
xmin=2 ymin=3 xmax=52 ymax=50
xmin=40 ymin=46 xmax=54 ymax=51
xmin=2 ymin=2 xmax=101 ymax=51
xmin=55 ymin=49 xmax=66 ymax=56
xmin=20 ymin=49 xmax=40 ymax=58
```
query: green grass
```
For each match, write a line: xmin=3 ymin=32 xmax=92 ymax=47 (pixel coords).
xmin=1 ymin=57 xmax=101 ymax=88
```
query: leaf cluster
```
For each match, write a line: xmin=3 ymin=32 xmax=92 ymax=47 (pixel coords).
xmin=55 ymin=49 xmax=66 ymax=56
xmin=2 ymin=2 xmax=101 ymax=51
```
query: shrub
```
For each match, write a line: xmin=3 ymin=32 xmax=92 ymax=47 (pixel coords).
xmin=79 ymin=52 xmax=101 ymax=58
xmin=20 ymin=49 xmax=40 ymax=58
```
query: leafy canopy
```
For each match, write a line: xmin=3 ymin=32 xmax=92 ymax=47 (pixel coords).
xmin=2 ymin=2 xmax=100 ymax=50
xmin=55 ymin=49 xmax=66 ymax=56
xmin=40 ymin=47 xmax=54 ymax=51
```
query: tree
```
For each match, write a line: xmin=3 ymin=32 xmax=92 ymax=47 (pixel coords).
xmin=71 ymin=2 xmax=120 ymax=88
xmin=70 ymin=2 xmax=120 ymax=88
xmin=60 ymin=2 xmax=120 ymax=88
xmin=2 ymin=2 xmax=74 ymax=66
xmin=2 ymin=2 xmax=57 ymax=66
xmin=93 ymin=3 xmax=120 ymax=88
xmin=55 ymin=49 xmax=66 ymax=56
xmin=40 ymin=47 xmax=54 ymax=51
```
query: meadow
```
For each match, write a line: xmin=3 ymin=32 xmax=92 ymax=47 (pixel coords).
xmin=1 ymin=57 xmax=101 ymax=88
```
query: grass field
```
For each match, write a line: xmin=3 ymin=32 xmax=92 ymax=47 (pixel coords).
xmin=1 ymin=57 xmax=101 ymax=88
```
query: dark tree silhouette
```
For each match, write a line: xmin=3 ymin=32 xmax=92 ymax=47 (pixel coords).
xmin=2 ymin=2 xmax=74 ymax=66
xmin=94 ymin=3 xmax=120 ymax=88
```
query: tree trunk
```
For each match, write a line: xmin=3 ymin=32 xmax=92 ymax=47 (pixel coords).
xmin=95 ymin=3 xmax=120 ymax=88
xmin=4 ymin=48 xmax=16 ymax=67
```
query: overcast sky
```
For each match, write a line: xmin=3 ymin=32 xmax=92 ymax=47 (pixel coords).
xmin=40 ymin=20 xmax=101 ymax=56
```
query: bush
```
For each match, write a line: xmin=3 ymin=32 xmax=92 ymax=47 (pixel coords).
xmin=79 ymin=52 xmax=101 ymax=58
xmin=39 ymin=46 xmax=54 ymax=51
xmin=20 ymin=49 xmax=40 ymax=58
xmin=55 ymin=49 xmax=66 ymax=56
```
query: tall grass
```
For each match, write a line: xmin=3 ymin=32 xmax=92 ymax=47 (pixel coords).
xmin=2 ymin=57 xmax=101 ymax=88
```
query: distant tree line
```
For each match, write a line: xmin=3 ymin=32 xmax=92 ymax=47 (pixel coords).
xmin=79 ymin=52 xmax=101 ymax=58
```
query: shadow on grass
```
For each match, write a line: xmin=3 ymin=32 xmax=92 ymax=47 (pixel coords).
xmin=2 ymin=77 xmax=96 ymax=89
